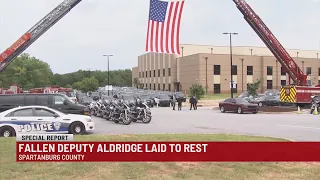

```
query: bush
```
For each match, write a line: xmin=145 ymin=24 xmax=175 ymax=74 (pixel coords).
xmin=189 ymin=84 xmax=205 ymax=100
xmin=247 ymin=80 xmax=261 ymax=97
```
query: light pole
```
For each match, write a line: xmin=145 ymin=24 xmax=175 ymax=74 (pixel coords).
xmin=223 ymin=32 xmax=238 ymax=98
xmin=103 ymin=54 xmax=113 ymax=96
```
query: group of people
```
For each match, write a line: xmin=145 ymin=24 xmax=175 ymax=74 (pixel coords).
xmin=172 ymin=94 xmax=198 ymax=111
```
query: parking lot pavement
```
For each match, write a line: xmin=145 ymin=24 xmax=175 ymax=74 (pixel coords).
xmin=91 ymin=107 xmax=320 ymax=141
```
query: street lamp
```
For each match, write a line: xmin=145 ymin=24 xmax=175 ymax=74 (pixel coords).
xmin=103 ymin=54 xmax=113 ymax=96
xmin=223 ymin=32 xmax=238 ymax=98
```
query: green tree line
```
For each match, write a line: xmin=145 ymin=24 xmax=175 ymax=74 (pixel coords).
xmin=0 ymin=53 xmax=132 ymax=92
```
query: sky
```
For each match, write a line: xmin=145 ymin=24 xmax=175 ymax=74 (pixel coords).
xmin=1 ymin=0 xmax=320 ymax=74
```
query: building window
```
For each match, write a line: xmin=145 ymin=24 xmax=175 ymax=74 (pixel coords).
xmin=149 ymin=84 xmax=151 ymax=89
xmin=267 ymin=66 xmax=273 ymax=75
xmin=139 ymin=72 xmax=141 ymax=78
xmin=158 ymin=84 xmax=160 ymax=90
xmin=142 ymin=72 xmax=144 ymax=78
xmin=153 ymin=84 xmax=155 ymax=90
xmin=158 ymin=69 xmax=160 ymax=77
xmin=267 ymin=80 xmax=273 ymax=89
xmin=214 ymin=84 xmax=220 ymax=94
xmin=168 ymin=68 xmax=171 ymax=76
xmin=281 ymin=67 xmax=286 ymax=76
xmin=214 ymin=65 xmax=221 ymax=75
xmin=247 ymin=66 xmax=253 ymax=75
xmin=306 ymin=67 xmax=312 ymax=75
xmin=318 ymin=68 xmax=320 ymax=76
xmin=153 ymin=70 xmax=155 ymax=77
xmin=146 ymin=71 xmax=148 ymax=77
xmin=168 ymin=84 xmax=171 ymax=91
xmin=281 ymin=80 xmax=286 ymax=86
xmin=163 ymin=69 xmax=165 ymax=76
xmin=231 ymin=65 xmax=237 ymax=75
xmin=163 ymin=84 xmax=165 ymax=91
xmin=150 ymin=71 xmax=151 ymax=77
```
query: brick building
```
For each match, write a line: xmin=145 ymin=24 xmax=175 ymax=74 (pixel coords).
xmin=132 ymin=44 xmax=320 ymax=94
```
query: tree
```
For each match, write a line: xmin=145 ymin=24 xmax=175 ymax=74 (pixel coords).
xmin=189 ymin=84 xmax=205 ymax=100
xmin=0 ymin=53 xmax=53 ymax=90
xmin=247 ymin=80 xmax=261 ymax=97
xmin=72 ymin=82 xmax=82 ymax=90
xmin=133 ymin=77 xmax=140 ymax=88
xmin=78 ymin=76 xmax=99 ymax=92
xmin=65 ymin=84 xmax=72 ymax=88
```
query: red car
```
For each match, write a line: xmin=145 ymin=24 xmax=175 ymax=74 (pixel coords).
xmin=219 ymin=98 xmax=258 ymax=114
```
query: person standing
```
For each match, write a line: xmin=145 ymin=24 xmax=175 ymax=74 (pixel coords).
xmin=177 ymin=97 xmax=183 ymax=111
xmin=172 ymin=93 xmax=177 ymax=110
xmin=189 ymin=96 xmax=195 ymax=110
xmin=194 ymin=96 xmax=198 ymax=110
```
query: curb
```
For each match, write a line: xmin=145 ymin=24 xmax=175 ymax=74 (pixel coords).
xmin=211 ymin=107 xmax=307 ymax=114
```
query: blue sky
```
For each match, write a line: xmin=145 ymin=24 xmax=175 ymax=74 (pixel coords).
xmin=0 ymin=0 xmax=319 ymax=73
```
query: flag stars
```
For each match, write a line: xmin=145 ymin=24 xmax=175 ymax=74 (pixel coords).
xmin=149 ymin=0 xmax=168 ymax=22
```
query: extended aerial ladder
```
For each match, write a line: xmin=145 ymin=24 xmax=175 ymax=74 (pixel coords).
xmin=232 ymin=0 xmax=307 ymax=86
xmin=232 ymin=0 xmax=320 ymax=104
xmin=0 ymin=0 xmax=82 ymax=72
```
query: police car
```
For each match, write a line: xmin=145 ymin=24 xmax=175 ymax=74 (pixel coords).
xmin=0 ymin=106 xmax=95 ymax=137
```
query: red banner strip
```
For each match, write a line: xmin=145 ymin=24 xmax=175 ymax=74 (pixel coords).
xmin=16 ymin=142 xmax=320 ymax=162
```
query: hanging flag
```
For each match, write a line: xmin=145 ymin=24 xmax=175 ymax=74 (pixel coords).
xmin=145 ymin=0 xmax=185 ymax=55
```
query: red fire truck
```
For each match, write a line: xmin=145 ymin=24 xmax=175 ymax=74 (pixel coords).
xmin=0 ymin=84 xmax=23 ymax=94
xmin=233 ymin=0 xmax=320 ymax=106
xmin=29 ymin=86 xmax=77 ymax=102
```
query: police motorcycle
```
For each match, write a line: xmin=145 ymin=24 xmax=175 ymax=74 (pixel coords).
xmin=101 ymin=100 xmax=114 ymax=120
xmin=109 ymin=100 xmax=132 ymax=125
xmin=96 ymin=99 xmax=106 ymax=118
xmin=310 ymin=95 xmax=320 ymax=114
xmin=88 ymin=96 xmax=100 ymax=116
xmin=129 ymin=97 xmax=152 ymax=123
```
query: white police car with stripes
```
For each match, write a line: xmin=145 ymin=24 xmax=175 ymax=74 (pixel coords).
xmin=0 ymin=106 xmax=95 ymax=137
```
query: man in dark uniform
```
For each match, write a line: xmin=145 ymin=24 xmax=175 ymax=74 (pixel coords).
xmin=194 ymin=96 xmax=198 ymax=110
xmin=177 ymin=96 xmax=183 ymax=111
xmin=189 ymin=96 xmax=196 ymax=110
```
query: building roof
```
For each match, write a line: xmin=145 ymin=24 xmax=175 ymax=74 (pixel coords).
xmin=179 ymin=44 xmax=320 ymax=59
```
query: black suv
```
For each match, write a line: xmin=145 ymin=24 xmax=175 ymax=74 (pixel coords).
xmin=0 ymin=93 xmax=89 ymax=115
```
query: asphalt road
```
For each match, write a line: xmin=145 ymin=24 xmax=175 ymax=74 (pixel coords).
xmin=92 ymin=107 xmax=320 ymax=141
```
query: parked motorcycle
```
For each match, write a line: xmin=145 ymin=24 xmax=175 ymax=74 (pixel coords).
xmin=87 ymin=94 xmax=152 ymax=125
xmin=109 ymin=101 xmax=132 ymax=125
xmin=129 ymin=97 xmax=152 ymax=123
xmin=310 ymin=95 xmax=320 ymax=114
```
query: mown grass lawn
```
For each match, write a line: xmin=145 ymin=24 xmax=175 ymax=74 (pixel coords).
xmin=201 ymin=94 xmax=239 ymax=100
xmin=1 ymin=134 xmax=320 ymax=180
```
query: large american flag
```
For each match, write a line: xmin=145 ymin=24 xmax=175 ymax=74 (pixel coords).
xmin=145 ymin=0 xmax=185 ymax=55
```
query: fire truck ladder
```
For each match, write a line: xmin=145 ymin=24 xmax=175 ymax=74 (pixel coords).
xmin=0 ymin=0 xmax=82 ymax=72
xmin=232 ymin=0 xmax=307 ymax=86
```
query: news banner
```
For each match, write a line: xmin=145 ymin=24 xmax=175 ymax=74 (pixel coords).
xmin=16 ymin=134 xmax=320 ymax=162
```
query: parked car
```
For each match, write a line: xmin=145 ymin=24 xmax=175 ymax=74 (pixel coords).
xmin=157 ymin=94 xmax=172 ymax=107
xmin=219 ymin=98 xmax=258 ymax=114
xmin=250 ymin=95 xmax=279 ymax=107
xmin=0 ymin=105 xmax=94 ymax=137
xmin=0 ymin=94 xmax=90 ymax=115
xmin=169 ymin=92 xmax=187 ymax=102
xmin=79 ymin=96 xmax=93 ymax=106
xmin=139 ymin=95 xmax=154 ymax=107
